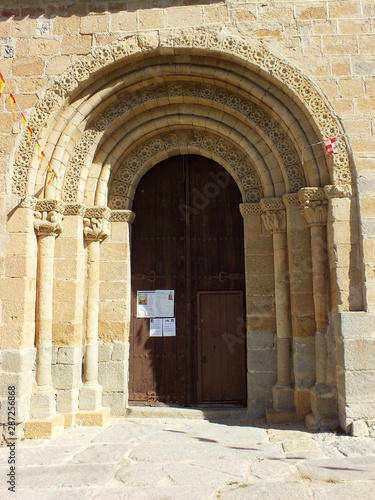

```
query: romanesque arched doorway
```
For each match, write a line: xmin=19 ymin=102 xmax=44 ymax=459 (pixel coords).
xmin=129 ymin=155 xmax=246 ymax=407
xmin=10 ymin=29 xmax=363 ymax=434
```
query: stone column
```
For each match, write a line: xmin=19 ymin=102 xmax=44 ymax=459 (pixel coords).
xmin=260 ymin=198 xmax=294 ymax=413
xmin=31 ymin=200 xmax=64 ymax=420
xmin=79 ymin=207 xmax=110 ymax=412
xmin=299 ymin=188 xmax=337 ymax=429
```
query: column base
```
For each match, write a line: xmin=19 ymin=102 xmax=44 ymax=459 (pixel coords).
xmin=24 ymin=415 xmax=64 ymax=439
xmin=266 ymin=408 xmax=297 ymax=424
xmin=79 ymin=382 xmax=102 ymax=410
xmin=30 ymin=386 xmax=56 ymax=419
xmin=75 ymin=407 xmax=111 ymax=427
xmin=306 ymin=384 xmax=339 ymax=430
xmin=63 ymin=413 xmax=76 ymax=428
xmin=310 ymin=384 xmax=338 ymax=418
xmin=273 ymin=384 xmax=295 ymax=411
xmin=305 ymin=412 xmax=339 ymax=431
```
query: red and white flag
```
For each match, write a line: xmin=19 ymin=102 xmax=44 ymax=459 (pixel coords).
xmin=324 ymin=138 xmax=338 ymax=154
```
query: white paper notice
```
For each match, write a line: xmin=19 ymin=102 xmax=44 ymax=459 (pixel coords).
xmin=155 ymin=290 xmax=174 ymax=317
xmin=150 ymin=318 xmax=163 ymax=337
xmin=137 ymin=291 xmax=156 ymax=318
xmin=163 ymin=318 xmax=176 ymax=337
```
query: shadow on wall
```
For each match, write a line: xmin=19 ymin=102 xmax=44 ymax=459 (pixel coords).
xmin=0 ymin=0 xmax=223 ymax=20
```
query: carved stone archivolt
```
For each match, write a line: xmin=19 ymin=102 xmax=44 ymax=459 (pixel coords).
xmin=108 ymin=130 xmax=264 ymax=209
xmin=11 ymin=28 xmax=351 ymax=200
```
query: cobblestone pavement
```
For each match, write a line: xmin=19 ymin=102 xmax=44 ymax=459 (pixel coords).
xmin=1 ymin=412 xmax=375 ymax=499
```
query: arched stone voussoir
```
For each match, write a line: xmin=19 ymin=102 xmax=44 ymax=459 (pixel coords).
xmin=12 ymin=27 xmax=351 ymax=200
xmin=106 ymin=129 xmax=264 ymax=210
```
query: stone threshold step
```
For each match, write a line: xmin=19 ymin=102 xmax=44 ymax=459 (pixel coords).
xmin=125 ymin=406 xmax=249 ymax=420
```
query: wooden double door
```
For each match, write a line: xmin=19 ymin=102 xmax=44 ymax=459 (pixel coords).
xmin=129 ymin=155 xmax=246 ymax=406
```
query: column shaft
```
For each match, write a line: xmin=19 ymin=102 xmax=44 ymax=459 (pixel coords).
xmin=85 ymin=240 xmax=100 ymax=384
xmin=273 ymin=231 xmax=292 ymax=387
xmin=35 ymin=234 xmax=55 ymax=387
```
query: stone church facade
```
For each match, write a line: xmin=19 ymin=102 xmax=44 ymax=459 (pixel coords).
xmin=1 ymin=0 xmax=375 ymax=438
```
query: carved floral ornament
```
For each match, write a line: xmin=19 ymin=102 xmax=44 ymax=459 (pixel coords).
xmin=12 ymin=28 xmax=351 ymax=200
xmin=298 ymin=188 xmax=328 ymax=226
xmin=64 ymin=78 xmax=306 ymax=206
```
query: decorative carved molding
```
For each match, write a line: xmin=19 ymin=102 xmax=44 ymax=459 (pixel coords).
xmin=83 ymin=217 xmax=110 ymax=242
xmin=282 ymin=193 xmax=300 ymax=207
xmin=110 ymin=210 xmax=136 ymax=223
xmin=239 ymin=203 xmax=262 ymax=216
xmin=12 ymin=28 xmax=350 ymax=200
xmin=64 ymin=203 xmax=87 ymax=217
xmin=20 ymin=196 xmax=38 ymax=210
xmin=324 ymin=184 xmax=353 ymax=199
xmin=35 ymin=199 xmax=65 ymax=214
xmin=84 ymin=206 xmax=111 ymax=220
xmin=298 ymin=187 xmax=326 ymax=203
xmin=260 ymin=197 xmax=285 ymax=211
xmin=108 ymin=130 xmax=264 ymax=209
xmin=34 ymin=210 xmax=63 ymax=237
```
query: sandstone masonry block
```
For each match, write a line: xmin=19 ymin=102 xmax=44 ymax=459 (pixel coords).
xmin=45 ymin=55 xmax=71 ymax=76
xmin=111 ymin=11 xmax=137 ymax=32
xmin=81 ymin=14 xmax=109 ymax=34
xmin=52 ymin=363 xmax=81 ymax=390
xmin=166 ymin=6 xmax=203 ymax=28
xmin=323 ymin=36 xmax=357 ymax=55
xmin=29 ymin=39 xmax=60 ymax=57
xmin=61 ymin=35 xmax=91 ymax=56
xmin=329 ymin=1 xmax=361 ymax=18
xmin=339 ymin=78 xmax=364 ymax=98
xmin=12 ymin=57 xmax=44 ymax=77
xmin=98 ymin=360 xmax=126 ymax=391
xmin=298 ymin=6 xmax=326 ymax=20
xmin=205 ymin=5 xmax=228 ymax=24
xmin=53 ymin=15 xmax=80 ymax=35
xmin=139 ymin=9 xmax=164 ymax=30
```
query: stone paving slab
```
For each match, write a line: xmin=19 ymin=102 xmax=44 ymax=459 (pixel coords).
xmin=1 ymin=415 xmax=375 ymax=498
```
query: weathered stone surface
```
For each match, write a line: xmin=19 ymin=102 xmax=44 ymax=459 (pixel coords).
xmin=220 ymin=482 xmax=311 ymax=499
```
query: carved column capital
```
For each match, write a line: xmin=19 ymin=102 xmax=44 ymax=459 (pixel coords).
xmin=260 ymin=198 xmax=286 ymax=233
xmin=34 ymin=200 xmax=65 ymax=237
xmin=83 ymin=217 xmax=110 ymax=242
xmin=298 ymin=188 xmax=328 ymax=226
xmin=83 ymin=206 xmax=111 ymax=242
